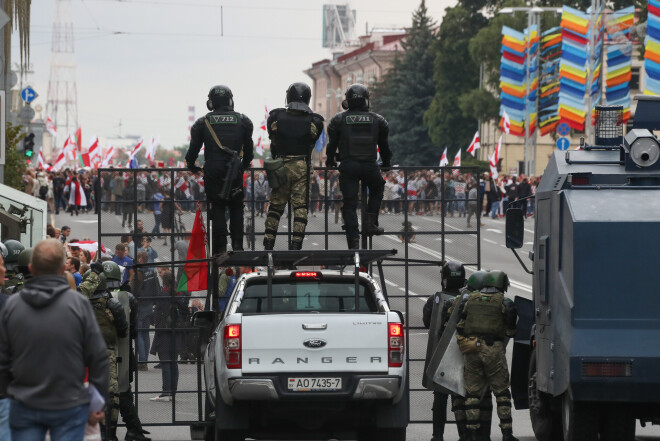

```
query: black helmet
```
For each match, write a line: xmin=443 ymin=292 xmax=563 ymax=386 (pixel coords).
xmin=342 ymin=83 xmax=370 ymax=111
xmin=286 ymin=82 xmax=312 ymax=105
xmin=17 ymin=248 xmax=33 ymax=274
xmin=207 ymin=85 xmax=234 ymax=111
xmin=442 ymin=261 xmax=466 ymax=290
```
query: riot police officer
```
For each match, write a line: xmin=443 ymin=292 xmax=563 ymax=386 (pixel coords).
xmin=6 ymin=248 xmax=32 ymax=294
xmin=104 ymin=261 xmax=151 ymax=441
xmin=458 ymin=270 xmax=518 ymax=441
xmin=186 ymin=85 xmax=254 ymax=254
xmin=263 ymin=82 xmax=324 ymax=250
xmin=423 ymin=262 xmax=466 ymax=441
xmin=326 ymin=83 xmax=391 ymax=249
xmin=79 ymin=265 xmax=129 ymax=441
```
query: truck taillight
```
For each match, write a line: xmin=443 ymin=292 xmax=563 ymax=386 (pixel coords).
xmin=388 ymin=323 xmax=404 ymax=368
xmin=582 ymin=360 xmax=632 ymax=378
xmin=224 ymin=324 xmax=241 ymax=369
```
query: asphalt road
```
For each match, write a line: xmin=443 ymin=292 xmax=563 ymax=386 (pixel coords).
xmin=51 ymin=207 xmax=660 ymax=441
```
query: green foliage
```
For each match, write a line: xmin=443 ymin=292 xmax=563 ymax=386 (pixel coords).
xmin=425 ymin=5 xmax=487 ymax=160
xmin=371 ymin=1 xmax=437 ymax=166
xmin=462 ymin=155 xmax=491 ymax=174
xmin=458 ymin=88 xmax=501 ymax=123
xmin=4 ymin=123 xmax=27 ymax=191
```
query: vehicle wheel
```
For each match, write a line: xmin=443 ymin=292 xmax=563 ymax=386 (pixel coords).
xmin=561 ymin=394 xmax=598 ymax=441
xmin=215 ymin=429 xmax=244 ymax=441
xmin=600 ymin=406 xmax=635 ymax=441
xmin=528 ymin=349 xmax=562 ymax=441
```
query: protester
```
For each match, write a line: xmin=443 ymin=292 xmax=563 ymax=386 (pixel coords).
xmin=0 ymin=239 xmax=108 ymax=441
xmin=112 ymin=244 xmax=134 ymax=285
xmin=59 ymin=225 xmax=71 ymax=244
xmin=65 ymin=256 xmax=82 ymax=287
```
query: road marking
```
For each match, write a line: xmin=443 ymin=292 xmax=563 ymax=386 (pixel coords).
xmin=72 ymin=220 xmax=99 ymax=224
xmin=312 ymin=242 xmax=319 ymax=246
xmin=382 ymin=235 xmax=533 ymax=293
xmin=486 ymin=228 xmax=503 ymax=234
xmin=385 ymin=280 xmax=399 ymax=288
xmin=484 ymin=238 xmax=497 ymax=245
xmin=525 ymin=241 xmax=534 ymax=245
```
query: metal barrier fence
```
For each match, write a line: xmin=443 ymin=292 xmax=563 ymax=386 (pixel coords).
xmin=97 ymin=165 xmax=482 ymax=429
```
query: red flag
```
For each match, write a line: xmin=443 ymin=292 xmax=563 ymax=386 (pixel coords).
xmin=177 ymin=206 xmax=208 ymax=291
xmin=169 ymin=157 xmax=175 ymax=167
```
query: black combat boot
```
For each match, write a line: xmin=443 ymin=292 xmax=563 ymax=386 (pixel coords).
xmin=263 ymin=237 xmax=275 ymax=251
xmin=289 ymin=240 xmax=303 ymax=250
xmin=125 ymin=428 xmax=151 ymax=441
xmin=501 ymin=429 xmax=519 ymax=441
xmin=231 ymin=237 xmax=244 ymax=251
xmin=365 ymin=213 xmax=384 ymax=236
xmin=478 ymin=421 xmax=492 ymax=441
xmin=347 ymin=236 xmax=360 ymax=250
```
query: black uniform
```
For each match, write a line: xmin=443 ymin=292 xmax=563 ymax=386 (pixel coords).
xmin=326 ymin=109 xmax=391 ymax=244
xmin=186 ymin=107 xmax=254 ymax=254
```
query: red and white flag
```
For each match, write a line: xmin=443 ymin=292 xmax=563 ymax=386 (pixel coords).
xmin=63 ymin=135 xmax=76 ymax=161
xmin=52 ymin=150 xmax=66 ymax=171
xmin=88 ymin=136 xmax=100 ymax=168
xmin=466 ymin=131 xmax=480 ymax=157
xmin=501 ymin=110 xmax=511 ymax=135
xmin=259 ymin=105 xmax=269 ymax=132
xmin=102 ymin=145 xmax=115 ymax=168
xmin=452 ymin=149 xmax=462 ymax=176
xmin=175 ymin=177 xmax=191 ymax=198
xmin=255 ymin=135 xmax=263 ymax=156
xmin=129 ymin=138 xmax=144 ymax=159
xmin=489 ymin=135 xmax=502 ymax=179
xmin=68 ymin=179 xmax=87 ymax=207
xmin=46 ymin=117 xmax=57 ymax=137
xmin=145 ymin=135 xmax=160 ymax=162
xmin=439 ymin=147 xmax=449 ymax=167
xmin=38 ymin=151 xmax=47 ymax=170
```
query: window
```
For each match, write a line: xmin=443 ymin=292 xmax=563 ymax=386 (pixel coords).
xmin=630 ymin=66 xmax=640 ymax=92
xmin=237 ymin=280 xmax=376 ymax=313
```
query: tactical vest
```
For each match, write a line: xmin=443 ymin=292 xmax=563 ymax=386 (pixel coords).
xmin=340 ymin=111 xmax=379 ymax=161
xmin=463 ymin=291 xmax=505 ymax=339
xmin=272 ymin=109 xmax=314 ymax=156
xmin=92 ymin=294 xmax=118 ymax=347
xmin=206 ymin=111 xmax=243 ymax=157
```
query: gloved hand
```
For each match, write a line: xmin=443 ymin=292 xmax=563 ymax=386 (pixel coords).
xmin=380 ymin=162 xmax=391 ymax=172
xmin=326 ymin=160 xmax=337 ymax=169
xmin=91 ymin=262 xmax=104 ymax=275
xmin=187 ymin=162 xmax=203 ymax=174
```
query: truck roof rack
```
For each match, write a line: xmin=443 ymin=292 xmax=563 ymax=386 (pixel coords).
xmin=215 ymin=249 xmax=397 ymax=268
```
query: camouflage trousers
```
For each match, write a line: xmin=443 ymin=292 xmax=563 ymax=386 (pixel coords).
xmin=106 ymin=347 xmax=120 ymax=430
xmin=463 ymin=341 xmax=512 ymax=431
xmin=264 ymin=158 xmax=310 ymax=247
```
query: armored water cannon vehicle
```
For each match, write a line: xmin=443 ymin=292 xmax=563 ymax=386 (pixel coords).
xmin=505 ymin=97 xmax=660 ymax=441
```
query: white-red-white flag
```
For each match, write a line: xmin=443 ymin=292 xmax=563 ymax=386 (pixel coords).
xmin=129 ymin=138 xmax=144 ymax=159
xmin=46 ymin=117 xmax=57 ymax=137
xmin=501 ymin=110 xmax=511 ymax=135
xmin=87 ymin=136 xmax=100 ymax=168
xmin=63 ymin=135 xmax=76 ymax=161
xmin=489 ymin=135 xmax=502 ymax=179
xmin=439 ymin=147 xmax=449 ymax=167
xmin=452 ymin=149 xmax=462 ymax=176
xmin=146 ymin=135 xmax=160 ymax=162
xmin=466 ymin=131 xmax=480 ymax=156
xmin=38 ymin=150 xmax=47 ymax=170
xmin=175 ymin=177 xmax=191 ymax=198
xmin=259 ymin=105 xmax=269 ymax=132
xmin=52 ymin=150 xmax=66 ymax=171
xmin=102 ymin=145 xmax=115 ymax=168
xmin=255 ymin=135 xmax=264 ymax=156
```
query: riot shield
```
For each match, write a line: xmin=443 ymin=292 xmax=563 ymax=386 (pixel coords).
xmin=422 ymin=292 xmax=450 ymax=391
xmin=112 ymin=290 xmax=132 ymax=393
xmin=425 ymin=294 xmax=466 ymax=396
xmin=511 ymin=295 xmax=534 ymax=409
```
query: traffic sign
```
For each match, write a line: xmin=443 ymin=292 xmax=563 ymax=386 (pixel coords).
xmin=556 ymin=137 xmax=570 ymax=151
xmin=557 ymin=122 xmax=570 ymax=137
xmin=20 ymin=87 xmax=37 ymax=103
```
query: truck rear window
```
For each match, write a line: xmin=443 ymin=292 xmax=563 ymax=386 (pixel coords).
xmin=237 ymin=280 xmax=377 ymax=313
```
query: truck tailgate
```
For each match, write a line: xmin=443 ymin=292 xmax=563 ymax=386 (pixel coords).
xmin=241 ymin=313 xmax=388 ymax=374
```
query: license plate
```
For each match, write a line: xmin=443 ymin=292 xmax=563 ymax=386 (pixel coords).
xmin=287 ymin=377 xmax=342 ymax=391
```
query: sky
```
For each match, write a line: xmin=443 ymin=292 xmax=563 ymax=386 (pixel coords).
xmin=15 ymin=0 xmax=456 ymax=156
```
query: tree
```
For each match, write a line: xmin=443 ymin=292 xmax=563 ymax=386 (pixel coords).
xmin=4 ymin=123 xmax=27 ymax=191
xmin=425 ymin=5 xmax=487 ymax=160
xmin=371 ymin=0 xmax=437 ymax=166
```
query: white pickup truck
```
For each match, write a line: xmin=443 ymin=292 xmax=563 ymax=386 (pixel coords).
xmin=199 ymin=253 xmax=408 ymax=441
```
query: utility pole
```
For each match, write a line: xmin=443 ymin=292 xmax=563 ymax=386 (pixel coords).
xmin=499 ymin=6 xmax=562 ymax=176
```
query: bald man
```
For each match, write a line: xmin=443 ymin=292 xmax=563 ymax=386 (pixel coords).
xmin=0 ymin=239 xmax=108 ymax=441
